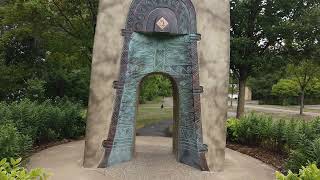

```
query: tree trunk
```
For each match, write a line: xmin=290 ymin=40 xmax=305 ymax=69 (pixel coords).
xmin=230 ymin=84 xmax=234 ymax=107
xmin=237 ymin=74 xmax=247 ymax=118
xmin=56 ymin=79 xmax=65 ymax=98
xmin=300 ymin=91 xmax=305 ymax=115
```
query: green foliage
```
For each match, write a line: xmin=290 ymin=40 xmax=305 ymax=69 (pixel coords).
xmin=228 ymin=114 xmax=275 ymax=148
xmin=227 ymin=115 xmax=320 ymax=173
xmin=0 ymin=158 xmax=50 ymax=180
xmin=272 ymin=79 xmax=299 ymax=102
xmin=0 ymin=0 xmax=98 ymax=103
xmin=0 ymin=124 xmax=32 ymax=160
xmin=230 ymin=0 xmax=319 ymax=117
xmin=276 ymin=164 xmax=320 ymax=180
xmin=287 ymin=61 xmax=320 ymax=93
xmin=226 ymin=118 xmax=240 ymax=142
xmin=268 ymin=61 xmax=320 ymax=107
xmin=140 ymin=75 xmax=173 ymax=103
xmin=25 ymin=78 xmax=46 ymax=101
xmin=286 ymin=137 xmax=320 ymax=173
xmin=0 ymin=99 xmax=85 ymax=145
xmin=248 ymin=70 xmax=283 ymax=100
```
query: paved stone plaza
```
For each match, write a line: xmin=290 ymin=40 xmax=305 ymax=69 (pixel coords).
xmin=28 ymin=136 xmax=275 ymax=180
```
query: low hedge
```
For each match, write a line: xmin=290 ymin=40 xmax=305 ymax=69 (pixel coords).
xmin=0 ymin=99 xmax=85 ymax=159
xmin=227 ymin=113 xmax=320 ymax=173
xmin=0 ymin=124 xmax=32 ymax=159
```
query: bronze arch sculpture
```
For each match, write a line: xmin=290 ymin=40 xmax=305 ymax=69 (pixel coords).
xmin=98 ymin=0 xmax=209 ymax=171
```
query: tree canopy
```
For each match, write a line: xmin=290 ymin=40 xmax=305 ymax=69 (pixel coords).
xmin=231 ymin=0 xmax=319 ymax=117
xmin=0 ymin=0 xmax=98 ymax=103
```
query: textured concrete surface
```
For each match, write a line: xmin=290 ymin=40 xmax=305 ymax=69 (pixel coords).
xmin=194 ymin=0 xmax=230 ymax=171
xmin=29 ymin=137 xmax=275 ymax=180
xmin=84 ymin=0 xmax=230 ymax=171
xmin=83 ymin=0 xmax=131 ymax=168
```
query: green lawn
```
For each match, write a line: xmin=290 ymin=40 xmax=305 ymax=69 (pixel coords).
xmin=136 ymin=100 xmax=173 ymax=129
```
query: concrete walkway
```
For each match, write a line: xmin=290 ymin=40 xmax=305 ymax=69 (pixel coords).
xmin=28 ymin=137 xmax=275 ymax=180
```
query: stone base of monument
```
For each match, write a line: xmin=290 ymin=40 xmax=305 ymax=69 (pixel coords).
xmin=28 ymin=136 xmax=275 ymax=180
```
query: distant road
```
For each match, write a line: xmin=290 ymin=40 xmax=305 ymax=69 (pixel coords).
xmin=229 ymin=101 xmax=320 ymax=118
xmin=245 ymin=104 xmax=320 ymax=117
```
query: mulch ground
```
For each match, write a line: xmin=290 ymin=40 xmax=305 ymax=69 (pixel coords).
xmin=227 ymin=142 xmax=287 ymax=172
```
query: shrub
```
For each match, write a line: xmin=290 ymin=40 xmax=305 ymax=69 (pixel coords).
xmin=286 ymin=138 xmax=320 ymax=173
xmin=0 ymin=158 xmax=50 ymax=180
xmin=271 ymin=119 xmax=287 ymax=152
xmin=235 ymin=113 xmax=263 ymax=146
xmin=272 ymin=79 xmax=299 ymax=105
xmin=0 ymin=99 xmax=85 ymax=145
xmin=276 ymin=163 xmax=320 ymax=180
xmin=227 ymin=114 xmax=320 ymax=173
xmin=226 ymin=118 xmax=239 ymax=142
xmin=227 ymin=113 xmax=276 ymax=148
xmin=25 ymin=78 xmax=46 ymax=101
xmin=0 ymin=124 xmax=32 ymax=159
xmin=285 ymin=119 xmax=301 ymax=150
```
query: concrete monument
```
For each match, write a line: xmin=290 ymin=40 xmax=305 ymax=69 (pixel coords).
xmin=84 ymin=0 xmax=229 ymax=172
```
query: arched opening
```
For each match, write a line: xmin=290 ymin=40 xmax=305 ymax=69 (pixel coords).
xmin=135 ymin=72 xmax=180 ymax=158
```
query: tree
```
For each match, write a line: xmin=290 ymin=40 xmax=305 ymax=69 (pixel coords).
xmin=230 ymin=0 xmax=319 ymax=118
xmin=229 ymin=70 xmax=238 ymax=107
xmin=286 ymin=61 xmax=320 ymax=115
xmin=247 ymin=62 xmax=285 ymax=102
xmin=139 ymin=75 xmax=172 ymax=104
xmin=272 ymin=79 xmax=299 ymax=105
xmin=0 ymin=0 xmax=98 ymax=103
xmin=310 ymin=79 xmax=320 ymax=96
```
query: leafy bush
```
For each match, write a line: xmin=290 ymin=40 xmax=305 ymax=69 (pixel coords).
xmin=0 ymin=158 xmax=50 ymax=180
xmin=286 ymin=138 xmax=320 ymax=173
xmin=0 ymin=99 xmax=85 ymax=145
xmin=228 ymin=113 xmax=281 ymax=149
xmin=25 ymin=78 xmax=46 ymax=101
xmin=0 ymin=124 xmax=32 ymax=159
xmin=0 ymin=98 xmax=84 ymax=164
xmin=271 ymin=119 xmax=287 ymax=152
xmin=226 ymin=118 xmax=240 ymax=142
xmin=227 ymin=114 xmax=320 ymax=173
xmin=272 ymin=79 xmax=300 ymax=97
xmin=140 ymin=75 xmax=172 ymax=103
xmin=276 ymin=163 xmax=320 ymax=180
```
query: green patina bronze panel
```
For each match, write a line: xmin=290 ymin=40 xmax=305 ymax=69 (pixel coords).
xmin=99 ymin=0 xmax=209 ymax=171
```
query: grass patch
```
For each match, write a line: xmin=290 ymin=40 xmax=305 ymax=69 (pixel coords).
xmin=143 ymin=96 xmax=164 ymax=104
xmin=136 ymin=103 xmax=173 ymax=129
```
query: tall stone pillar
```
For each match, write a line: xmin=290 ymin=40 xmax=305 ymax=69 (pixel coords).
xmin=83 ymin=0 xmax=131 ymax=168
xmin=194 ymin=0 xmax=230 ymax=172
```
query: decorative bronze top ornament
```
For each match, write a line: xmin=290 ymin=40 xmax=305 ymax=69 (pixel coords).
xmin=156 ymin=17 xmax=169 ymax=30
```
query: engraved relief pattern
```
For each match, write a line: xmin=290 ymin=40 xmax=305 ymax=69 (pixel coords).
xmin=126 ymin=0 xmax=196 ymax=33
xmin=100 ymin=0 xmax=208 ymax=171
xmin=105 ymin=33 xmax=206 ymax=170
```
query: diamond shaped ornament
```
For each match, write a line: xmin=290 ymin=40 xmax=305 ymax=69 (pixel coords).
xmin=156 ymin=17 xmax=169 ymax=30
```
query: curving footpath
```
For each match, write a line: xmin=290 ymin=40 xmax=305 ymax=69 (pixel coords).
xmin=27 ymin=136 xmax=275 ymax=180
